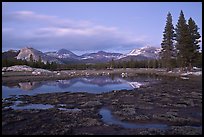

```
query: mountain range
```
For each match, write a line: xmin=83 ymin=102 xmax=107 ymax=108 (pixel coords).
xmin=2 ymin=46 xmax=161 ymax=64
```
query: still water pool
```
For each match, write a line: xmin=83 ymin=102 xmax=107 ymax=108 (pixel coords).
xmin=99 ymin=107 xmax=168 ymax=129
xmin=2 ymin=75 xmax=160 ymax=98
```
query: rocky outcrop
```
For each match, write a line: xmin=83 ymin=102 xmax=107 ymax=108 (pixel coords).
xmin=2 ymin=65 xmax=52 ymax=75
xmin=3 ymin=65 xmax=33 ymax=72
xmin=16 ymin=47 xmax=61 ymax=64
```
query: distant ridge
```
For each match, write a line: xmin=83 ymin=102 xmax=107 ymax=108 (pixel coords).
xmin=2 ymin=46 xmax=161 ymax=64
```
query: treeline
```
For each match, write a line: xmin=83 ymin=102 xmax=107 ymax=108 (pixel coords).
xmin=160 ymin=10 xmax=201 ymax=71
xmin=109 ymin=59 xmax=162 ymax=69
xmin=55 ymin=59 xmax=163 ymax=70
xmin=2 ymin=58 xmax=162 ymax=70
xmin=2 ymin=55 xmax=202 ymax=71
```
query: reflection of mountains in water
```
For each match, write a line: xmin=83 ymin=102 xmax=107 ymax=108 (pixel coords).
xmin=79 ymin=76 xmax=126 ymax=87
xmin=5 ymin=76 xmax=159 ymax=90
xmin=43 ymin=77 xmax=130 ymax=88
xmin=45 ymin=79 xmax=76 ymax=89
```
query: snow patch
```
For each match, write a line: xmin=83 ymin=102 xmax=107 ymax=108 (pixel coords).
xmin=2 ymin=67 xmax=7 ymax=71
xmin=181 ymin=71 xmax=202 ymax=76
xmin=33 ymin=68 xmax=52 ymax=74
xmin=180 ymin=77 xmax=189 ymax=80
xmin=121 ymin=72 xmax=128 ymax=77
xmin=126 ymin=46 xmax=161 ymax=59
xmin=82 ymin=56 xmax=94 ymax=60
xmin=128 ymin=82 xmax=143 ymax=88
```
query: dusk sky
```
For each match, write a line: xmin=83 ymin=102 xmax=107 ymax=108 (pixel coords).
xmin=2 ymin=2 xmax=202 ymax=55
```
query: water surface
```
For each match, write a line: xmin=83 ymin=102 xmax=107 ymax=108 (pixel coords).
xmin=99 ymin=107 xmax=168 ymax=129
xmin=2 ymin=75 xmax=160 ymax=98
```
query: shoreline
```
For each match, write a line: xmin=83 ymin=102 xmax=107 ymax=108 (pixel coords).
xmin=2 ymin=68 xmax=201 ymax=84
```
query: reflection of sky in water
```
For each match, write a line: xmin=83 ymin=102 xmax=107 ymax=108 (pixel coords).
xmin=4 ymin=101 xmax=81 ymax=112
xmin=8 ymin=103 xmax=54 ymax=110
xmin=2 ymin=76 xmax=159 ymax=98
xmin=99 ymin=107 xmax=168 ymax=129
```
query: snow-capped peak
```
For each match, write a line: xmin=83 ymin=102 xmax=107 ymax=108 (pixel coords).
xmin=46 ymin=49 xmax=80 ymax=59
xmin=126 ymin=46 xmax=161 ymax=59
xmin=128 ymin=49 xmax=142 ymax=56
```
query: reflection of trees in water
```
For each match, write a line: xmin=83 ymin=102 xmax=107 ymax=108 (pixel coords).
xmin=2 ymin=83 xmax=19 ymax=88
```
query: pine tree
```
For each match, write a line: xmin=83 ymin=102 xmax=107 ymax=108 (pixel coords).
xmin=37 ymin=55 xmax=43 ymax=68
xmin=187 ymin=17 xmax=201 ymax=70
xmin=46 ymin=61 xmax=50 ymax=69
xmin=38 ymin=55 xmax=42 ymax=63
xmin=175 ymin=10 xmax=201 ymax=71
xmin=29 ymin=54 xmax=34 ymax=62
xmin=110 ymin=58 xmax=115 ymax=69
xmin=160 ymin=12 xmax=175 ymax=71
xmin=29 ymin=54 xmax=34 ymax=67
xmin=129 ymin=58 xmax=134 ymax=68
xmin=175 ymin=10 xmax=191 ymax=70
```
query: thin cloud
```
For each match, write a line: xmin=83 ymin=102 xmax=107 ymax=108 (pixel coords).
xmin=3 ymin=10 xmax=93 ymax=28
xmin=2 ymin=10 xmax=148 ymax=52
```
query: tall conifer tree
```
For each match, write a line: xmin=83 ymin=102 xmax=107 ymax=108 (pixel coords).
xmin=175 ymin=10 xmax=201 ymax=71
xmin=187 ymin=17 xmax=201 ymax=69
xmin=175 ymin=10 xmax=191 ymax=70
xmin=160 ymin=12 xmax=175 ymax=71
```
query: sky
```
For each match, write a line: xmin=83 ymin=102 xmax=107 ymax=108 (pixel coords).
xmin=2 ymin=2 xmax=202 ymax=55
